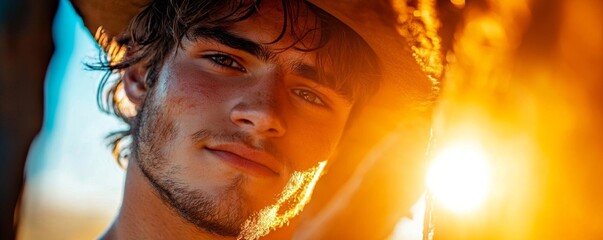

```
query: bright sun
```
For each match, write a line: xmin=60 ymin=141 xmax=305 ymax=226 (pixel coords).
xmin=426 ymin=141 xmax=491 ymax=213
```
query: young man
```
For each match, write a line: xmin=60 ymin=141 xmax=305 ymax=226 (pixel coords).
xmin=75 ymin=0 xmax=436 ymax=238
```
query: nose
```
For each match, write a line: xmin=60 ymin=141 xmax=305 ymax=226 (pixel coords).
xmin=230 ymin=93 xmax=286 ymax=138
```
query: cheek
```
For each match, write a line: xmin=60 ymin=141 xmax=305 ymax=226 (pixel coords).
xmin=163 ymin=61 xmax=237 ymax=112
xmin=284 ymin=113 xmax=349 ymax=170
xmin=156 ymin=60 xmax=240 ymax=146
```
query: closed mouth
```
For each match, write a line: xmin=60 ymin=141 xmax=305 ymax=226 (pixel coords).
xmin=205 ymin=143 xmax=281 ymax=177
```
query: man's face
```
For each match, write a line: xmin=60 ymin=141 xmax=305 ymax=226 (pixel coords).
xmin=130 ymin=1 xmax=353 ymax=237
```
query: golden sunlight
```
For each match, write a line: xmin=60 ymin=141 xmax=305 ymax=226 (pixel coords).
xmin=450 ymin=0 xmax=465 ymax=8
xmin=426 ymin=141 xmax=490 ymax=213
xmin=239 ymin=161 xmax=327 ymax=240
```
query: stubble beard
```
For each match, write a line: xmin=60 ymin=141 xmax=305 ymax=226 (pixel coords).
xmin=128 ymin=87 xmax=327 ymax=239
xmin=130 ymin=91 xmax=250 ymax=237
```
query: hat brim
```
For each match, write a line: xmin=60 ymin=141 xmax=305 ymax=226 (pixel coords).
xmin=71 ymin=0 xmax=435 ymax=237
xmin=300 ymin=1 xmax=434 ymax=237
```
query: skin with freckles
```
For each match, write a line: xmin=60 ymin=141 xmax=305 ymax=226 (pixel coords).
xmin=101 ymin=1 xmax=356 ymax=239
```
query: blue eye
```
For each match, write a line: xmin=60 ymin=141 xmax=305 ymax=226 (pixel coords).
xmin=293 ymin=89 xmax=326 ymax=106
xmin=204 ymin=54 xmax=246 ymax=72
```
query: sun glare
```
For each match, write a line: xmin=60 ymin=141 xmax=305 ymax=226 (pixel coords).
xmin=426 ymin=142 xmax=491 ymax=213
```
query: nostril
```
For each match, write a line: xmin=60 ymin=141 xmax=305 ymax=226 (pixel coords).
xmin=238 ymin=119 xmax=254 ymax=126
xmin=230 ymin=104 xmax=286 ymax=137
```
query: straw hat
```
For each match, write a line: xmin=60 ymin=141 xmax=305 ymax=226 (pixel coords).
xmin=71 ymin=0 xmax=441 ymax=237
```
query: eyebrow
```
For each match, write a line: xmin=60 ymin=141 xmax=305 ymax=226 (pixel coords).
xmin=190 ymin=27 xmax=273 ymax=61
xmin=189 ymin=27 xmax=348 ymax=101
xmin=191 ymin=27 xmax=324 ymax=81
xmin=292 ymin=62 xmax=352 ymax=102
xmin=292 ymin=62 xmax=319 ymax=83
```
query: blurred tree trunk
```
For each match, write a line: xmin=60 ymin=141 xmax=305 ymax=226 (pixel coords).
xmin=0 ymin=0 xmax=58 ymax=239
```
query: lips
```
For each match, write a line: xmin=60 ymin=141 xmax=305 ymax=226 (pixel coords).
xmin=205 ymin=143 xmax=282 ymax=177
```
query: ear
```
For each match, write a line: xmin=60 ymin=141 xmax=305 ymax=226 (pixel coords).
xmin=122 ymin=60 xmax=148 ymax=107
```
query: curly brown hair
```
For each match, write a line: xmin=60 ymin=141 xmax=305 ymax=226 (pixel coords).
xmin=90 ymin=0 xmax=381 ymax=165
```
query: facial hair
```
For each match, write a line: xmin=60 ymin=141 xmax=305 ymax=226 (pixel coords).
xmin=129 ymin=87 xmax=327 ymax=238
xmin=131 ymin=90 xmax=249 ymax=237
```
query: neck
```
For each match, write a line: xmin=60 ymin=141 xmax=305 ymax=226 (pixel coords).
xmin=100 ymin=158 xmax=231 ymax=240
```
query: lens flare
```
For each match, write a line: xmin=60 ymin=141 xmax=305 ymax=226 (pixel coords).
xmin=426 ymin=142 xmax=490 ymax=213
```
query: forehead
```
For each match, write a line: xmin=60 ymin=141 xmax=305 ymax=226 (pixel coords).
xmin=225 ymin=0 xmax=321 ymax=50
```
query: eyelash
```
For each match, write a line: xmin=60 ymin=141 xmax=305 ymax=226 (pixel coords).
xmin=203 ymin=54 xmax=246 ymax=72
xmin=292 ymin=89 xmax=326 ymax=107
